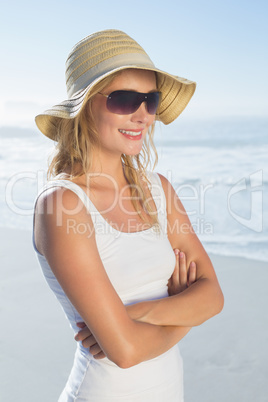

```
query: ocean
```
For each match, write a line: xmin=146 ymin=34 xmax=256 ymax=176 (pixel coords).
xmin=1 ymin=117 xmax=267 ymax=262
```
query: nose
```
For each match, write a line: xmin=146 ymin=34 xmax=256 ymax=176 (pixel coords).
xmin=131 ymin=101 xmax=151 ymax=123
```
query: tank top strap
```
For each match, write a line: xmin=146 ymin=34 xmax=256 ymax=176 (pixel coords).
xmin=34 ymin=178 xmax=99 ymax=225
xmin=146 ymin=171 xmax=168 ymax=234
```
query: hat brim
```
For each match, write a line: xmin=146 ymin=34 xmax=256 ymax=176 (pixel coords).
xmin=35 ymin=65 xmax=196 ymax=141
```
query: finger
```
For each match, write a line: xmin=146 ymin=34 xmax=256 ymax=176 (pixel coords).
xmin=188 ymin=262 xmax=197 ymax=286
xmin=179 ymin=252 xmax=187 ymax=287
xmin=172 ymin=249 xmax=180 ymax=284
xmin=82 ymin=334 xmax=97 ymax=349
xmin=93 ymin=351 xmax=106 ymax=359
xmin=167 ymin=277 xmax=175 ymax=296
xmin=76 ymin=322 xmax=86 ymax=329
xmin=90 ymin=342 xmax=103 ymax=356
xmin=74 ymin=327 xmax=92 ymax=342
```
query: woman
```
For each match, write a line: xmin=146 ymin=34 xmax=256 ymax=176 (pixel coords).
xmin=33 ymin=29 xmax=224 ymax=401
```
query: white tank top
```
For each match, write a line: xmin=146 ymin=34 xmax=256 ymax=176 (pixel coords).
xmin=32 ymin=171 xmax=184 ymax=401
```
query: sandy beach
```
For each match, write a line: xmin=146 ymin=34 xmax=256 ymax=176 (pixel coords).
xmin=1 ymin=227 xmax=267 ymax=402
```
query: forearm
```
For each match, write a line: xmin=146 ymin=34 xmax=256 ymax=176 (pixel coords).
xmin=76 ymin=317 xmax=191 ymax=367
xmin=128 ymin=278 xmax=224 ymax=327
xmin=126 ymin=321 xmax=191 ymax=366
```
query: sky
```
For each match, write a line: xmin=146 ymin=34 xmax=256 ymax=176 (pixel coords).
xmin=0 ymin=0 xmax=267 ymax=128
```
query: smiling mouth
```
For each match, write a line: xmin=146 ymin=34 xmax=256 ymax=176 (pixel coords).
xmin=119 ymin=129 xmax=142 ymax=137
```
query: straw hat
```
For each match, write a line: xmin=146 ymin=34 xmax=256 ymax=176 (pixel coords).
xmin=35 ymin=29 xmax=196 ymax=140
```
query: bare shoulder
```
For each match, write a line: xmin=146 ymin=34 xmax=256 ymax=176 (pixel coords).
xmin=156 ymin=173 xmax=187 ymax=215
xmin=34 ymin=186 xmax=94 ymax=256
xmin=35 ymin=185 xmax=85 ymax=212
xmin=156 ymin=172 xmax=168 ymax=187
xmin=156 ymin=172 xmax=177 ymax=194
xmin=156 ymin=172 xmax=196 ymax=247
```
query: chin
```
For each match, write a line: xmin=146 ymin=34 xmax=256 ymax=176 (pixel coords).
xmin=124 ymin=146 xmax=143 ymax=156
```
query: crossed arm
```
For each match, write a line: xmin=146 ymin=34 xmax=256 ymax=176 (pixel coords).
xmin=37 ymin=176 xmax=223 ymax=368
xmin=75 ymin=248 xmax=198 ymax=359
xmin=123 ymin=175 xmax=224 ymax=330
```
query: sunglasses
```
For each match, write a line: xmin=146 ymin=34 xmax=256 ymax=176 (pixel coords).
xmin=98 ymin=90 xmax=161 ymax=115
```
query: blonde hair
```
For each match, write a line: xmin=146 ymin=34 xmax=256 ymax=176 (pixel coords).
xmin=47 ymin=70 xmax=159 ymax=227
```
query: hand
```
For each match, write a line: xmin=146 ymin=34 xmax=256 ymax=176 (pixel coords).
xmin=74 ymin=322 xmax=106 ymax=359
xmin=168 ymin=249 xmax=197 ymax=296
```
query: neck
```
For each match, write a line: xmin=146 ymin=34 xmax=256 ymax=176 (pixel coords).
xmin=86 ymin=151 xmax=128 ymax=189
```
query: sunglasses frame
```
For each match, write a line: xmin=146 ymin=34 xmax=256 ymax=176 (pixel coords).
xmin=98 ymin=90 xmax=161 ymax=115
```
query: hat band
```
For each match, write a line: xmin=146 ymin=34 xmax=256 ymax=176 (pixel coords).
xmin=67 ymin=52 xmax=156 ymax=98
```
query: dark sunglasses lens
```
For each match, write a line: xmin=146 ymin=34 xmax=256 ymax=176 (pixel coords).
xmin=146 ymin=92 xmax=160 ymax=115
xmin=107 ymin=91 xmax=160 ymax=115
xmin=107 ymin=91 xmax=137 ymax=114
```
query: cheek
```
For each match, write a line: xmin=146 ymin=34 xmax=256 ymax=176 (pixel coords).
xmin=95 ymin=114 xmax=129 ymax=141
xmin=145 ymin=115 xmax=156 ymax=132
xmin=98 ymin=115 xmax=122 ymax=131
xmin=149 ymin=115 xmax=156 ymax=125
xmin=98 ymin=112 xmax=130 ymax=132
xmin=91 ymin=107 xmax=113 ymax=133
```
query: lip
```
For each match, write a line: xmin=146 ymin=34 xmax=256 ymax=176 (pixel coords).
xmin=119 ymin=129 xmax=143 ymax=141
